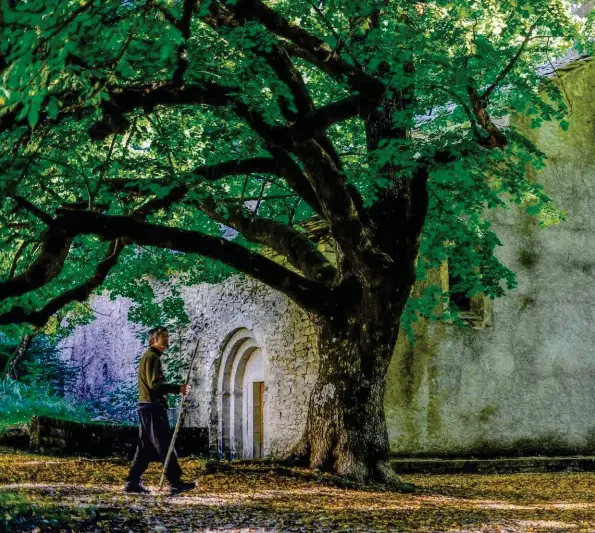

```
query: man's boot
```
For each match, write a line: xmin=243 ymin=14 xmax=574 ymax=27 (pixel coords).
xmin=124 ymin=481 xmax=152 ymax=494
xmin=169 ymin=480 xmax=196 ymax=495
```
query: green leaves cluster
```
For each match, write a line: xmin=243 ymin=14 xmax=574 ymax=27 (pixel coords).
xmin=0 ymin=0 xmax=586 ymax=341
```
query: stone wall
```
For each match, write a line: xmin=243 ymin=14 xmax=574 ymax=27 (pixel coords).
xmin=178 ymin=277 xmax=318 ymax=458
xmin=385 ymin=57 xmax=595 ymax=456
xmin=28 ymin=416 xmax=208 ymax=458
xmin=61 ymin=276 xmax=319 ymax=459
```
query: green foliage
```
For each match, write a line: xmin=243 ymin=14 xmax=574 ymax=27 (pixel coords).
xmin=9 ymin=334 xmax=77 ymax=391
xmin=84 ymin=376 xmax=138 ymax=425
xmin=0 ymin=378 xmax=92 ymax=433
xmin=0 ymin=0 xmax=585 ymax=343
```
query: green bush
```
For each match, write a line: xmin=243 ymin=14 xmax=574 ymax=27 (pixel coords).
xmin=85 ymin=377 xmax=138 ymax=425
xmin=19 ymin=338 xmax=78 ymax=397
xmin=0 ymin=378 xmax=92 ymax=433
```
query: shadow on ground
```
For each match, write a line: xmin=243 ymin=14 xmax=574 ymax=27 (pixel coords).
xmin=1 ymin=450 xmax=594 ymax=532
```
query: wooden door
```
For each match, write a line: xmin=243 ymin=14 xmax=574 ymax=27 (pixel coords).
xmin=252 ymin=381 xmax=264 ymax=458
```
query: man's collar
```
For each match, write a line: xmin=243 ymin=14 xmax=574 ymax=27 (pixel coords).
xmin=149 ymin=345 xmax=163 ymax=356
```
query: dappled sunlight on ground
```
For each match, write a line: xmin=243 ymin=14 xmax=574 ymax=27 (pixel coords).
xmin=2 ymin=451 xmax=595 ymax=531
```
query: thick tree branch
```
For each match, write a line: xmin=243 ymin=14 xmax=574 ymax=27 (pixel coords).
xmin=286 ymin=92 xmax=385 ymax=141
xmin=201 ymin=11 xmax=369 ymax=247
xmin=88 ymin=82 xmax=235 ymax=140
xmin=0 ymin=148 xmax=211 ymax=307
xmin=10 ymin=195 xmax=54 ymax=225
xmin=104 ymin=155 xmax=323 ymax=219
xmin=198 ymin=197 xmax=336 ymax=284
xmin=107 ymin=157 xmax=284 ymax=194
xmin=265 ymin=148 xmax=324 ymax=216
xmin=225 ymin=0 xmax=383 ymax=96
xmin=0 ymin=81 xmax=235 ymax=140
xmin=206 ymin=1 xmax=385 ymax=129
xmin=233 ymin=17 xmax=356 ymax=229
xmin=47 ymin=209 xmax=334 ymax=314
xmin=99 ymin=153 xmax=334 ymax=284
xmin=466 ymin=85 xmax=508 ymax=148
xmin=461 ymin=21 xmax=540 ymax=149
xmin=0 ymin=239 xmax=125 ymax=327
xmin=8 ymin=240 xmax=34 ymax=279
xmin=204 ymin=1 xmax=314 ymax=120
xmin=154 ymin=4 xmax=179 ymax=27
xmin=294 ymin=139 xmax=389 ymax=283
xmin=0 ymin=235 xmax=74 ymax=301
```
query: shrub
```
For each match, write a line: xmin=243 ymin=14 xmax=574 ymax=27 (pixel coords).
xmin=0 ymin=378 xmax=92 ymax=433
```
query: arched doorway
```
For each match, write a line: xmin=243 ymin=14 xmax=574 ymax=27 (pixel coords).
xmin=215 ymin=329 xmax=266 ymax=459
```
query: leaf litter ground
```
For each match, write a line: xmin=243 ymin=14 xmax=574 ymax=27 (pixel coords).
xmin=1 ymin=450 xmax=595 ymax=532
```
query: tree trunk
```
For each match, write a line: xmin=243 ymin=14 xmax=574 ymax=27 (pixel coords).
xmin=288 ymin=289 xmax=411 ymax=485
xmin=3 ymin=333 xmax=34 ymax=379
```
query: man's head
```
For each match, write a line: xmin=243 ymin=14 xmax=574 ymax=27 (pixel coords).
xmin=148 ymin=326 xmax=169 ymax=351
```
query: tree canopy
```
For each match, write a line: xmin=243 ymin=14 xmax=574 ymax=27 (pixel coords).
xmin=0 ymin=0 xmax=587 ymax=340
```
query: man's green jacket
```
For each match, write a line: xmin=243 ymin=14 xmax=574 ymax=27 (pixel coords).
xmin=138 ymin=346 xmax=180 ymax=407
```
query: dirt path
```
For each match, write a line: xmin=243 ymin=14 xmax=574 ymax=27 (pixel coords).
xmin=1 ymin=451 xmax=595 ymax=532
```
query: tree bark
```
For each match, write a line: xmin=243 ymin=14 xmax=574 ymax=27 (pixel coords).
xmin=3 ymin=333 xmax=35 ymax=379
xmin=288 ymin=286 xmax=412 ymax=485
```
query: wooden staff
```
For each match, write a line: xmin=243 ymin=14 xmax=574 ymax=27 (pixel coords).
xmin=159 ymin=338 xmax=201 ymax=491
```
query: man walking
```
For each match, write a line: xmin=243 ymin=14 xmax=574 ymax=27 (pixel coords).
xmin=124 ymin=326 xmax=196 ymax=495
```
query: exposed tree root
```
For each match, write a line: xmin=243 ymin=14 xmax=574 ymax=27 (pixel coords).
xmin=375 ymin=460 xmax=417 ymax=493
xmin=280 ymin=434 xmax=417 ymax=492
xmin=283 ymin=434 xmax=311 ymax=467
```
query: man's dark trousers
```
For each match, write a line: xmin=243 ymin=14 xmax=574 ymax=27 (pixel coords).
xmin=126 ymin=402 xmax=182 ymax=485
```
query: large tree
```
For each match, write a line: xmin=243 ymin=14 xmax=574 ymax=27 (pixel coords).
xmin=0 ymin=0 xmax=583 ymax=481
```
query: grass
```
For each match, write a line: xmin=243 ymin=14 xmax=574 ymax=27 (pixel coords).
xmin=0 ymin=378 xmax=92 ymax=433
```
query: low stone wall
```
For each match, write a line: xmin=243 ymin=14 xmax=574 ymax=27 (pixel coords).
xmin=0 ymin=427 xmax=29 ymax=450
xmin=29 ymin=416 xmax=208 ymax=458
xmin=391 ymin=456 xmax=595 ymax=474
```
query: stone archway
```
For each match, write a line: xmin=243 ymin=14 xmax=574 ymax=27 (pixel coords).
xmin=215 ymin=328 xmax=266 ymax=459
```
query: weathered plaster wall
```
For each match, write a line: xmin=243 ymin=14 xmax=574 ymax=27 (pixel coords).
xmin=386 ymin=57 xmax=595 ymax=455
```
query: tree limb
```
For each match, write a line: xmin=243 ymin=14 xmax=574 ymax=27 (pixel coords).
xmin=264 ymin=147 xmax=325 ymax=216
xmin=294 ymin=139 xmax=389 ymax=283
xmin=466 ymin=84 xmax=508 ymax=148
xmin=107 ymin=156 xmax=284 ymax=194
xmin=8 ymin=240 xmax=34 ymax=279
xmin=9 ymin=195 xmax=54 ymax=225
xmin=226 ymin=0 xmax=383 ymax=95
xmin=482 ymin=19 xmax=540 ymax=102
xmin=462 ymin=21 xmax=540 ymax=149
xmin=0 ymin=239 xmax=125 ymax=327
xmin=46 ymin=209 xmax=335 ymax=314
xmin=198 ymin=196 xmax=336 ymax=284
xmin=88 ymin=82 xmax=236 ymax=140
xmin=2 ymin=332 xmax=35 ymax=378
xmin=0 ymin=234 xmax=74 ymax=301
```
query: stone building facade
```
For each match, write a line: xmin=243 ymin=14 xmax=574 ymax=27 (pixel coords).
xmin=60 ymin=56 xmax=595 ymax=458
xmin=60 ymin=277 xmax=319 ymax=459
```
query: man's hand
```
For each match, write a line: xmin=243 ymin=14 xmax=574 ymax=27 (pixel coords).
xmin=180 ymin=384 xmax=191 ymax=395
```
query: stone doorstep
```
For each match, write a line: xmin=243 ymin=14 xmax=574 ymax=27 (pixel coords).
xmin=390 ymin=456 xmax=595 ymax=474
